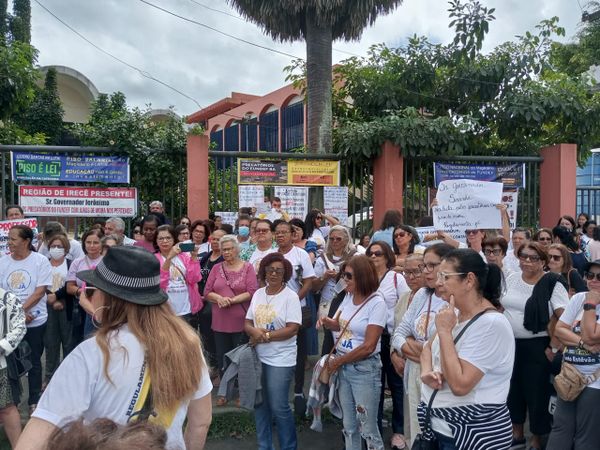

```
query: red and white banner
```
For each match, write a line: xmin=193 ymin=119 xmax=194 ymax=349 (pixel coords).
xmin=0 ymin=218 xmax=39 ymax=256
xmin=19 ymin=186 xmax=138 ymax=217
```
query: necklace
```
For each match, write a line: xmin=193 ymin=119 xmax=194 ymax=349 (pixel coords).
xmin=265 ymin=284 xmax=284 ymax=304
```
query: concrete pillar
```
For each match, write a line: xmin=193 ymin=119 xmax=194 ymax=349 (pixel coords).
xmin=539 ymin=144 xmax=577 ymax=228
xmin=373 ymin=141 xmax=404 ymax=228
xmin=187 ymin=134 xmax=209 ymax=220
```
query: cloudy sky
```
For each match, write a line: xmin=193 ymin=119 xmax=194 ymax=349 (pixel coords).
xmin=27 ymin=0 xmax=585 ymax=117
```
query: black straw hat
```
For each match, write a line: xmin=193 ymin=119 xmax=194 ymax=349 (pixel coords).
xmin=77 ymin=246 xmax=167 ymax=305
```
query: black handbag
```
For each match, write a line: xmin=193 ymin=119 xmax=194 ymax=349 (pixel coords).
xmin=2 ymin=291 xmax=32 ymax=380
xmin=300 ymin=305 xmax=312 ymax=328
xmin=411 ymin=307 xmax=497 ymax=450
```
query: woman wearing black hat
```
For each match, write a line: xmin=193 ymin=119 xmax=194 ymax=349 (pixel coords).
xmin=15 ymin=246 xmax=213 ymax=450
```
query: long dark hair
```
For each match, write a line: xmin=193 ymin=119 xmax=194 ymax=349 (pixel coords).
xmin=443 ymin=249 xmax=504 ymax=309
xmin=552 ymin=226 xmax=579 ymax=252
xmin=392 ymin=225 xmax=420 ymax=255
xmin=304 ymin=209 xmax=322 ymax=238
xmin=378 ymin=209 xmax=403 ymax=231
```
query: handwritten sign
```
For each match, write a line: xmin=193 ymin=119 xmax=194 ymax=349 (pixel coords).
xmin=215 ymin=212 xmax=238 ymax=226
xmin=433 ymin=179 xmax=502 ymax=232
xmin=238 ymin=185 xmax=264 ymax=208
xmin=0 ymin=218 xmax=38 ymax=256
xmin=274 ymin=186 xmax=309 ymax=219
xmin=324 ymin=187 xmax=348 ymax=221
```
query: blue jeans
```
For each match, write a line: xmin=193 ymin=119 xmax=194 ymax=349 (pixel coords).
xmin=254 ymin=363 xmax=297 ymax=450
xmin=338 ymin=355 xmax=384 ymax=450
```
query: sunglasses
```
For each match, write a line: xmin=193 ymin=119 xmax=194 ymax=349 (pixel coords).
xmin=584 ymin=272 xmax=600 ymax=281
xmin=84 ymin=286 xmax=97 ymax=299
xmin=394 ymin=231 xmax=407 ymax=239
xmin=465 ymin=229 xmax=479 ymax=235
xmin=367 ymin=250 xmax=384 ymax=257
xmin=133 ymin=229 xmax=141 ymax=234
xmin=537 ymin=237 xmax=552 ymax=242
xmin=549 ymin=254 xmax=563 ymax=262
xmin=518 ymin=253 xmax=541 ymax=262
xmin=266 ymin=267 xmax=285 ymax=274
xmin=342 ymin=271 xmax=353 ymax=281
xmin=330 ymin=236 xmax=344 ymax=243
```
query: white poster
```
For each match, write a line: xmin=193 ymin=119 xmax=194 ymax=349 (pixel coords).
xmin=19 ymin=186 xmax=138 ymax=217
xmin=415 ymin=226 xmax=466 ymax=245
xmin=215 ymin=212 xmax=238 ymax=226
xmin=238 ymin=185 xmax=264 ymax=208
xmin=324 ymin=186 xmax=348 ymax=221
xmin=433 ymin=179 xmax=502 ymax=232
xmin=502 ymin=190 xmax=519 ymax=229
xmin=274 ymin=186 xmax=309 ymax=220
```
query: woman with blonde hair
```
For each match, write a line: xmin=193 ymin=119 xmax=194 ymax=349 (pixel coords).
xmin=15 ymin=246 xmax=213 ymax=450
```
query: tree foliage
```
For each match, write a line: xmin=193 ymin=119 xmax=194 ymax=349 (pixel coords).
xmin=331 ymin=0 xmax=600 ymax=161
xmin=70 ymin=92 xmax=190 ymax=217
xmin=10 ymin=0 xmax=31 ymax=44
xmin=18 ymin=68 xmax=64 ymax=144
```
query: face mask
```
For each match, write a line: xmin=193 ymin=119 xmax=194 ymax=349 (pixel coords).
xmin=49 ymin=247 xmax=65 ymax=260
xmin=238 ymin=226 xmax=250 ymax=237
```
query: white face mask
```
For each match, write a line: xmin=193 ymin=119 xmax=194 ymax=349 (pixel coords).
xmin=49 ymin=247 xmax=65 ymax=260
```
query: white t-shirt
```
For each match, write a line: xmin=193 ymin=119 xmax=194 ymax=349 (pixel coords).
xmin=421 ymin=312 xmax=515 ymax=408
xmin=314 ymin=254 xmax=343 ymax=303
xmin=559 ymin=292 xmax=600 ymax=389
xmin=310 ymin=227 xmax=330 ymax=248
xmin=378 ymin=271 xmax=410 ymax=331
xmin=0 ymin=252 xmax=52 ymax=328
xmin=246 ymin=286 xmax=302 ymax=367
xmin=503 ymin=252 xmax=521 ymax=274
xmin=279 ymin=246 xmax=316 ymax=306
xmin=33 ymin=325 xmax=212 ymax=450
xmin=502 ymin=272 xmax=569 ymax=339
xmin=334 ymin=292 xmax=387 ymax=355
xmin=50 ymin=260 xmax=68 ymax=293
xmin=249 ymin=246 xmax=277 ymax=273
xmin=158 ymin=255 xmax=190 ymax=316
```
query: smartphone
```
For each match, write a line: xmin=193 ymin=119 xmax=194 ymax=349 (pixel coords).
xmin=179 ymin=243 xmax=195 ymax=252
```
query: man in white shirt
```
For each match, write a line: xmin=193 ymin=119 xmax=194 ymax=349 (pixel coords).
xmin=274 ymin=220 xmax=315 ymax=416
xmin=105 ymin=217 xmax=136 ymax=245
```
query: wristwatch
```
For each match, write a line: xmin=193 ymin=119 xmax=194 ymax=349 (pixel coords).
xmin=583 ymin=303 xmax=597 ymax=311
xmin=265 ymin=332 xmax=271 ymax=342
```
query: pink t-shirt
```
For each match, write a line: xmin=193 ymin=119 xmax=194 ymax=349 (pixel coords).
xmin=204 ymin=262 xmax=258 ymax=333
xmin=67 ymin=255 xmax=103 ymax=287
xmin=134 ymin=239 xmax=156 ymax=253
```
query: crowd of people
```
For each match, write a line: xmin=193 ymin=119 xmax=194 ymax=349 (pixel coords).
xmin=0 ymin=200 xmax=599 ymax=450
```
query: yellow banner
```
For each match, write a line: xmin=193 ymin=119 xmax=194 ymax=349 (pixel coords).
xmin=287 ymin=160 xmax=340 ymax=186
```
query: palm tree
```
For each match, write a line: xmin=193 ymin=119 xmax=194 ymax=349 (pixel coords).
xmin=227 ymin=0 xmax=403 ymax=154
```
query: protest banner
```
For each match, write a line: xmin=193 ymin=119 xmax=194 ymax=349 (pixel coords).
xmin=287 ymin=160 xmax=340 ymax=186
xmin=19 ymin=186 xmax=138 ymax=217
xmin=238 ymin=159 xmax=287 ymax=185
xmin=433 ymin=179 xmax=503 ymax=232
xmin=0 ymin=218 xmax=38 ymax=256
xmin=502 ymin=190 xmax=519 ymax=229
xmin=433 ymin=162 xmax=525 ymax=189
xmin=324 ymin=186 xmax=348 ymax=220
xmin=215 ymin=212 xmax=238 ymax=226
xmin=11 ymin=152 xmax=130 ymax=184
xmin=274 ymin=186 xmax=309 ymax=219
xmin=238 ymin=185 xmax=264 ymax=208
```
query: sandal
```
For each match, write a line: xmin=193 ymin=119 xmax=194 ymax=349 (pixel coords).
xmin=215 ymin=396 xmax=227 ymax=407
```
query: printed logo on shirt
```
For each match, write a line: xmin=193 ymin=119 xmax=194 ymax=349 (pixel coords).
xmin=51 ymin=272 xmax=64 ymax=292
xmin=565 ymin=318 xmax=600 ymax=366
xmin=415 ymin=311 xmax=434 ymax=340
xmin=338 ymin=318 xmax=354 ymax=350
xmin=8 ymin=269 xmax=31 ymax=294
xmin=255 ymin=304 xmax=277 ymax=331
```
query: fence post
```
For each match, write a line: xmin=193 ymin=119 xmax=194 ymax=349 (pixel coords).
xmin=373 ymin=141 xmax=404 ymax=228
xmin=187 ymin=134 xmax=210 ymax=220
xmin=539 ymin=143 xmax=577 ymax=228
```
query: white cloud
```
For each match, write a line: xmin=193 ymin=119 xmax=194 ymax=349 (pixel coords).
xmin=29 ymin=0 xmax=584 ymax=116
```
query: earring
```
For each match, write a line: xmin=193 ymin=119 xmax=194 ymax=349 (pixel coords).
xmin=92 ymin=305 xmax=110 ymax=329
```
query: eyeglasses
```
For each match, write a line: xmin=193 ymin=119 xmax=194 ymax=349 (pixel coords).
xmin=437 ymin=272 xmax=467 ymax=282
xmin=84 ymin=286 xmax=97 ymax=299
xmin=316 ymin=216 xmax=323 ymax=220
xmin=465 ymin=229 xmax=479 ymax=235
xmin=266 ymin=267 xmax=285 ymax=274
xmin=367 ymin=250 xmax=384 ymax=257
xmin=483 ymin=248 xmax=502 ymax=256
xmin=330 ymin=236 xmax=344 ymax=243
xmin=342 ymin=271 xmax=353 ymax=280
xmin=403 ymin=268 xmax=423 ymax=278
xmin=537 ymin=237 xmax=552 ymax=242
xmin=157 ymin=236 xmax=173 ymax=242
xmin=255 ymin=228 xmax=270 ymax=234
xmin=549 ymin=254 xmax=563 ymax=262
xmin=275 ymin=231 xmax=290 ymax=236
xmin=49 ymin=245 xmax=64 ymax=249
xmin=394 ymin=231 xmax=407 ymax=239
xmin=585 ymin=272 xmax=600 ymax=281
xmin=192 ymin=229 xmax=205 ymax=235
xmin=133 ymin=229 xmax=141 ymax=234
xmin=518 ymin=253 xmax=541 ymax=262
xmin=423 ymin=262 xmax=441 ymax=272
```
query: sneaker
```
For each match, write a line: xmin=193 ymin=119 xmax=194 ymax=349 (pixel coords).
xmin=294 ymin=394 xmax=307 ymax=418
xmin=510 ymin=437 xmax=526 ymax=449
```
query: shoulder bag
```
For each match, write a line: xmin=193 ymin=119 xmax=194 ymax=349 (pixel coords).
xmin=412 ymin=307 xmax=497 ymax=450
xmin=2 ymin=291 xmax=32 ymax=380
xmin=318 ymin=293 xmax=377 ymax=384
xmin=554 ymin=360 xmax=600 ymax=402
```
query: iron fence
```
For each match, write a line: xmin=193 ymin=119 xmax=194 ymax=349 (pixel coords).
xmin=0 ymin=145 xmax=187 ymax=235
xmin=576 ymin=186 xmax=600 ymax=222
